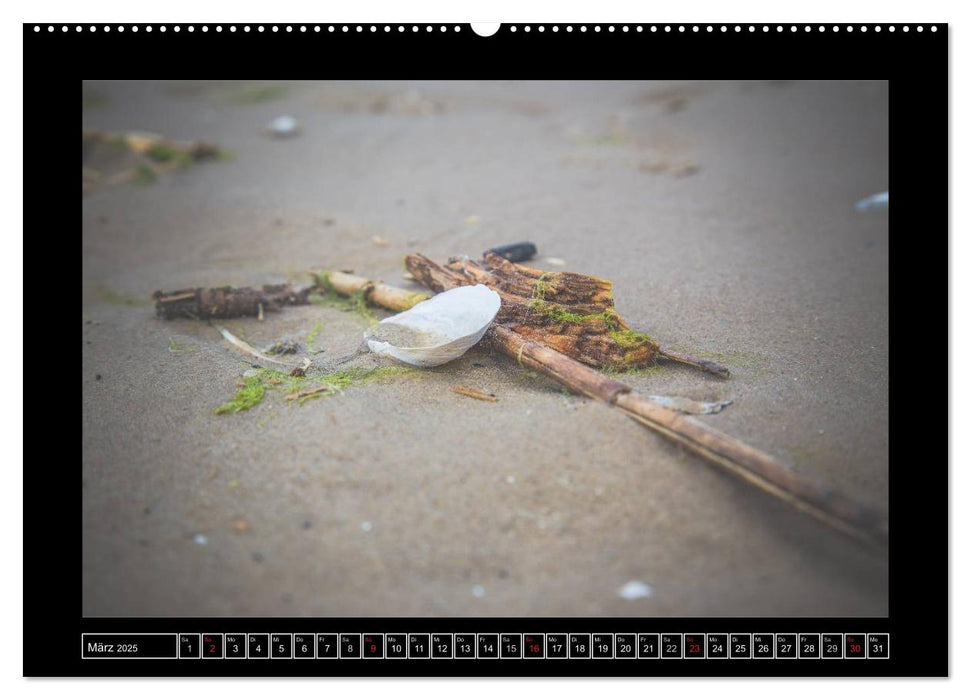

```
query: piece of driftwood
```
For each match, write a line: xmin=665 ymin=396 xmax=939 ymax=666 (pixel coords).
xmin=405 ymin=252 xmax=729 ymax=376
xmin=452 ymin=385 xmax=500 ymax=402
xmin=348 ymin=255 xmax=888 ymax=549
xmin=314 ymin=270 xmax=431 ymax=312
xmin=153 ymin=284 xmax=312 ymax=320
xmin=491 ymin=325 xmax=887 ymax=547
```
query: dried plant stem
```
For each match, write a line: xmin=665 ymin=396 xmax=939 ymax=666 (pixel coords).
xmin=319 ymin=270 xmax=430 ymax=312
xmin=452 ymin=385 xmax=500 ymax=402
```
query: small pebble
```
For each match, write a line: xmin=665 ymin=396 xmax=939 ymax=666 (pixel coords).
xmin=506 ymin=475 xmax=516 ymax=484
xmin=95 ymin=374 xmax=102 ymax=381
xmin=545 ymin=257 xmax=567 ymax=267
xmin=617 ymin=580 xmax=653 ymax=600
xmin=193 ymin=534 xmax=208 ymax=546
xmin=252 ymin=552 xmax=264 ymax=563
xmin=301 ymin=520 xmax=313 ymax=530
xmin=265 ymin=114 xmax=300 ymax=137
xmin=472 ymin=585 xmax=486 ymax=598
xmin=371 ymin=235 xmax=389 ymax=247
xmin=233 ymin=519 xmax=250 ymax=534
xmin=361 ymin=521 xmax=373 ymax=532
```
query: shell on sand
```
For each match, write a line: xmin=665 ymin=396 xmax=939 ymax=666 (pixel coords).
xmin=367 ymin=284 xmax=501 ymax=368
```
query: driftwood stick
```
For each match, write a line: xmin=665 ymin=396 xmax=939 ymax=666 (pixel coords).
xmin=316 ymin=270 xmax=431 ymax=312
xmin=330 ymin=258 xmax=887 ymax=549
xmin=614 ymin=392 xmax=888 ymax=545
xmin=490 ymin=324 xmax=887 ymax=547
xmin=153 ymin=284 xmax=311 ymax=320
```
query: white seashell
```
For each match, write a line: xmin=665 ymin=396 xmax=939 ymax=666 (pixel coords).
xmin=855 ymin=191 xmax=888 ymax=211
xmin=366 ymin=285 xmax=501 ymax=368
xmin=264 ymin=115 xmax=300 ymax=137
xmin=617 ymin=580 xmax=653 ymax=600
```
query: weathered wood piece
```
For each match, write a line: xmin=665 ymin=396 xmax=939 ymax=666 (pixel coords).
xmin=405 ymin=252 xmax=729 ymax=376
xmin=152 ymin=284 xmax=311 ymax=320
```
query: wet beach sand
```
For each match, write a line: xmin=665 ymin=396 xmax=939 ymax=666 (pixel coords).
xmin=81 ymin=81 xmax=889 ymax=617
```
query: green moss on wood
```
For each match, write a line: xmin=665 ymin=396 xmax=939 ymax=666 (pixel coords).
xmin=309 ymin=272 xmax=380 ymax=325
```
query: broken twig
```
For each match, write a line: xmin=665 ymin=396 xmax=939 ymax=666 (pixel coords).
xmin=153 ymin=284 xmax=312 ymax=320
xmin=452 ymin=385 xmax=499 ymax=402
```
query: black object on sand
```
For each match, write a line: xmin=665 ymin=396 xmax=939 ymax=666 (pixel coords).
xmin=484 ymin=242 xmax=537 ymax=263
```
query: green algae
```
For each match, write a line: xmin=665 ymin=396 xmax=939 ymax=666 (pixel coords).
xmin=609 ymin=327 xmax=654 ymax=348
xmin=215 ymin=366 xmax=417 ymax=414
xmin=603 ymin=363 xmax=666 ymax=378
xmin=310 ymin=272 xmax=380 ymax=325
xmin=131 ymin=165 xmax=157 ymax=185
xmin=168 ymin=337 xmax=195 ymax=354
xmin=215 ymin=374 xmax=267 ymax=414
xmin=146 ymin=142 xmax=193 ymax=167
xmin=306 ymin=322 xmax=324 ymax=352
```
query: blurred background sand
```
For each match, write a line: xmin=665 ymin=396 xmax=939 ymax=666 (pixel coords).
xmin=81 ymin=80 xmax=889 ymax=617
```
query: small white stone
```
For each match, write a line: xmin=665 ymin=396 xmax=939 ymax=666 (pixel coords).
xmin=617 ymin=580 xmax=653 ymax=600
xmin=265 ymin=114 xmax=300 ymax=137
xmin=361 ymin=521 xmax=372 ymax=532
xmin=193 ymin=534 xmax=209 ymax=546
xmin=545 ymin=257 xmax=567 ymax=266
xmin=855 ymin=191 xmax=888 ymax=211
xmin=472 ymin=585 xmax=486 ymax=598
xmin=506 ymin=475 xmax=516 ymax=484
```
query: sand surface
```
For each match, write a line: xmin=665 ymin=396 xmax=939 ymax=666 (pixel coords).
xmin=81 ymin=81 xmax=889 ymax=617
